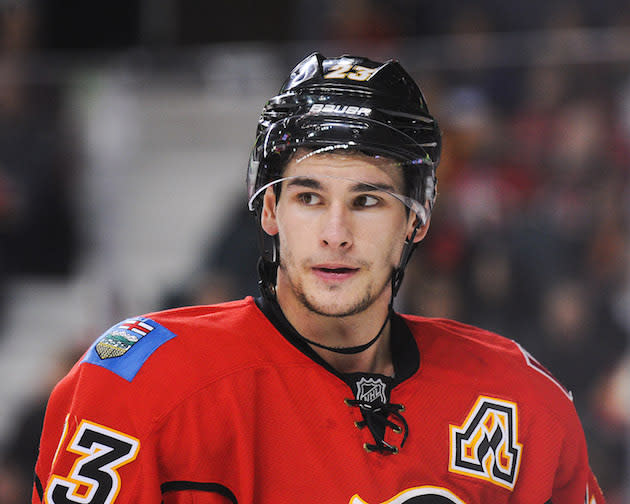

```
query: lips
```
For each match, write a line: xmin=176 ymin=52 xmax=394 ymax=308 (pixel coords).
xmin=312 ymin=264 xmax=359 ymax=281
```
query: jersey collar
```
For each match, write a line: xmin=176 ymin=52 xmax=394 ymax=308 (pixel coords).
xmin=254 ymin=296 xmax=420 ymax=386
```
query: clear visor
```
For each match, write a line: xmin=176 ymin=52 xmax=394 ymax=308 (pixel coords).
xmin=247 ymin=145 xmax=430 ymax=226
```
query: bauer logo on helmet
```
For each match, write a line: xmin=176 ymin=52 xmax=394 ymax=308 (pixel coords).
xmin=308 ymin=103 xmax=372 ymax=117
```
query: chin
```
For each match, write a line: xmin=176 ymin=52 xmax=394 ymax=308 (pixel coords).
xmin=299 ymin=291 xmax=375 ymax=318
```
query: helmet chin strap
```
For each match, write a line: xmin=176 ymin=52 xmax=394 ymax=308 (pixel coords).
xmin=392 ymin=221 xmax=421 ymax=298
xmin=257 ymin=256 xmax=278 ymax=301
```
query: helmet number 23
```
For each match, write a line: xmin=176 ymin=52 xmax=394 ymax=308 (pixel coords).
xmin=324 ymin=63 xmax=377 ymax=81
xmin=45 ymin=419 xmax=140 ymax=504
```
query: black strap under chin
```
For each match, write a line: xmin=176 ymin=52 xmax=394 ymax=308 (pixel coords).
xmin=294 ymin=309 xmax=392 ymax=355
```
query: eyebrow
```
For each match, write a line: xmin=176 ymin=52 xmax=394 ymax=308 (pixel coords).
xmin=285 ymin=177 xmax=323 ymax=190
xmin=285 ymin=177 xmax=398 ymax=194
xmin=351 ymin=181 xmax=398 ymax=193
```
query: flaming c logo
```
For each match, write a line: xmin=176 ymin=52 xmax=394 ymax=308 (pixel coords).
xmin=349 ymin=486 xmax=467 ymax=504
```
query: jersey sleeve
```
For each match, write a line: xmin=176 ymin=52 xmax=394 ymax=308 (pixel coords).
xmin=550 ymin=406 xmax=606 ymax=504
xmin=31 ymin=374 xmax=163 ymax=503
xmin=515 ymin=343 xmax=607 ymax=504
xmin=32 ymin=317 xmax=175 ymax=504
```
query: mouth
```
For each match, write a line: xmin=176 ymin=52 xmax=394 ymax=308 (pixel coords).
xmin=312 ymin=264 xmax=359 ymax=281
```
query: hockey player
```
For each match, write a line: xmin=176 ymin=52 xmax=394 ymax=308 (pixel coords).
xmin=33 ymin=53 xmax=605 ymax=503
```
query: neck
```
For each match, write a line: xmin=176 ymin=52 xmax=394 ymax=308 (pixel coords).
xmin=310 ymin=327 xmax=394 ymax=375
xmin=275 ymin=281 xmax=394 ymax=376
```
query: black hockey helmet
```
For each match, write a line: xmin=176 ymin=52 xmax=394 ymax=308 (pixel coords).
xmin=247 ymin=52 xmax=442 ymax=299
xmin=247 ymin=53 xmax=441 ymax=215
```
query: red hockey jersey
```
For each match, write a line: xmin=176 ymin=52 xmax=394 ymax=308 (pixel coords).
xmin=33 ymin=297 xmax=605 ymax=503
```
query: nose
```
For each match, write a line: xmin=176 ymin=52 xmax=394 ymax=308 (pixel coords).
xmin=320 ymin=202 xmax=352 ymax=250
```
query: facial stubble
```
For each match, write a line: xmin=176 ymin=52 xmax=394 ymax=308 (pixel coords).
xmin=278 ymin=251 xmax=394 ymax=318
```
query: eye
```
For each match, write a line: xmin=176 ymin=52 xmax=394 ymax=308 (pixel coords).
xmin=296 ymin=192 xmax=322 ymax=206
xmin=353 ymin=194 xmax=381 ymax=208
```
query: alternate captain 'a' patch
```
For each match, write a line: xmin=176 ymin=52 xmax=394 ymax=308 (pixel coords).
xmin=449 ymin=395 xmax=522 ymax=491
xmin=83 ymin=317 xmax=176 ymax=382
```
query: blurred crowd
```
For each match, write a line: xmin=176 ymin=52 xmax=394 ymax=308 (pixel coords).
xmin=406 ymin=66 xmax=630 ymax=497
xmin=0 ymin=3 xmax=81 ymax=323
xmin=1 ymin=0 xmax=630 ymax=502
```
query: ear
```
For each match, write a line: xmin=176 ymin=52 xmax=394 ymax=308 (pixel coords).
xmin=260 ymin=187 xmax=279 ymax=236
xmin=406 ymin=212 xmax=431 ymax=244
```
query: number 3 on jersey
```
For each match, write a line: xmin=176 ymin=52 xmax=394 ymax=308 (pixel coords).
xmin=45 ymin=420 xmax=140 ymax=504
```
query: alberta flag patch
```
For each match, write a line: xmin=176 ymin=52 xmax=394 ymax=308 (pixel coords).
xmin=83 ymin=317 xmax=176 ymax=381
xmin=95 ymin=319 xmax=155 ymax=359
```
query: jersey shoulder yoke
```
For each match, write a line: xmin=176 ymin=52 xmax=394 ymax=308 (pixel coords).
xmin=82 ymin=297 xmax=264 ymax=383
xmin=402 ymin=314 xmax=574 ymax=403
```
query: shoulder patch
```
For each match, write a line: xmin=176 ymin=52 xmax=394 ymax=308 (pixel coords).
xmin=83 ymin=317 xmax=177 ymax=382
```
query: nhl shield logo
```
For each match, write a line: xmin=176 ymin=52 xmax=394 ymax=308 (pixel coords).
xmin=95 ymin=319 xmax=155 ymax=359
xmin=356 ymin=377 xmax=387 ymax=404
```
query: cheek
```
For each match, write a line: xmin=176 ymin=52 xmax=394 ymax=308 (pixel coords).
xmin=357 ymin=219 xmax=407 ymax=261
xmin=386 ymin=234 xmax=407 ymax=263
xmin=275 ymin=212 xmax=311 ymax=255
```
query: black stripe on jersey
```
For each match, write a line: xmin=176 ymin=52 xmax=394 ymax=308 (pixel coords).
xmin=160 ymin=481 xmax=238 ymax=503
xmin=33 ymin=471 xmax=43 ymax=501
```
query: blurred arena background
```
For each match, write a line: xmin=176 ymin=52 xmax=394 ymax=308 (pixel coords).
xmin=0 ymin=0 xmax=629 ymax=501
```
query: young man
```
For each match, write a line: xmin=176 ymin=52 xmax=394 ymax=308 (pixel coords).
xmin=33 ymin=53 xmax=604 ymax=503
